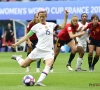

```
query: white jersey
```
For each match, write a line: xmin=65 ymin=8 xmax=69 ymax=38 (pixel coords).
xmin=76 ymin=22 xmax=89 ymax=45
xmin=31 ymin=22 xmax=58 ymax=51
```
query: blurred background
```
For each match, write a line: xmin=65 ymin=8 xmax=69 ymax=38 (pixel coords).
xmin=0 ymin=0 xmax=99 ymax=52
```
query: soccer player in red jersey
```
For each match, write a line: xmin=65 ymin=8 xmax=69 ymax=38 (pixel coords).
xmin=26 ymin=13 xmax=41 ymax=72
xmin=51 ymin=15 xmax=85 ymax=71
xmin=83 ymin=14 xmax=100 ymax=72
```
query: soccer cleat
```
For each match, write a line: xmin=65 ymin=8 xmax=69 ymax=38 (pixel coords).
xmin=50 ymin=69 xmax=53 ymax=73
xmin=26 ymin=66 xmax=31 ymax=72
xmin=36 ymin=68 xmax=41 ymax=73
xmin=11 ymin=55 xmax=22 ymax=60
xmin=66 ymin=64 xmax=73 ymax=71
xmin=35 ymin=82 xmax=46 ymax=86
xmin=75 ymin=68 xmax=86 ymax=72
xmin=91 ymin=66 xmax=95 ymax=72
xmin=89 ymin=67 xmax=92 ymax=72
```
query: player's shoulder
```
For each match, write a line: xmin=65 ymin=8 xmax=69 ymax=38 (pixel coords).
xmin=28 ymin=21 xmax=34 ymax=26
xmin=98 ymin=22 xmax=100 ymax=25
xmin=88 ymin=22 xmax=92 ymax=25
xmin=27 ymin=21 xmax=34 ymax=28
xmin=46 ymin=22 xmax=55 ymax=25
xmin=66 ymin=23 xmax=71 ymax=27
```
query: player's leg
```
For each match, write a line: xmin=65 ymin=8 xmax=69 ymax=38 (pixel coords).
xmin=35 ymin=50 xmax=54 ymax=86
xmin=67 ymin=40 xmax=77 ymax=70
xmin=35 ymin=58 xmax=53 ymax=86
xmin=75 ymin=44 xmax=85 ymax=71
xmin=36 ymin=59 xmax=41 ymax=72
xmin=91 ymin=46 xmax=100 ymax=71
xmin=50 ymin=39 xmax=64 ymax=71
xmin=26 ymin=46 xmax=32 ymax=72
xmin=11 ymin=55 xmax=34 ymax=68
xmin=88 ymin=37 xmax=96 ymax=72
xmin=88 ymin=44 xmax=94 ymax=71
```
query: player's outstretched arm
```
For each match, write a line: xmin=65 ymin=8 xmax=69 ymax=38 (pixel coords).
xmin=12 ymin=34 xmax=29 ymax=48
xmin=57 ymin=10 xmax=68 ymax=30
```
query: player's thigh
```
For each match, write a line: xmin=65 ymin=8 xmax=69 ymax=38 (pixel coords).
xmin=54 ymin=44 xmax=60 ymax=55
xmin=67 ymin=40 xmax=77 ymax=52
xmin=77 ymin=46 xmax=84 ymax=53
xmin=21 ymin=57 xmax=34 ymax=67
xmin=54 ymin=39 xmax=64 ymax=55
xmin=77 ymin=43 xmax=84 ymax=53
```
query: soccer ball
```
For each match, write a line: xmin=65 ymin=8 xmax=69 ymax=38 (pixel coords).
xmin=22 ymin=75 xmax=35 ymax=86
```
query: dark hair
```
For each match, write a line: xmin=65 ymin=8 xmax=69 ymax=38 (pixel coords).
xmin=81 ymin=13 xmax=88 ymax=17
xmin=32 ymin=13 xmax=38 ymax=24
xmin=91 ymin=14 xmax=99 ymax=20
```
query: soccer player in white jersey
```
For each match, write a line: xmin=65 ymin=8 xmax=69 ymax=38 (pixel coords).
xmin=75 ymin=13 xmax=89 ymax=71
xmin=11 ymin=9 xmax=68 ymax=86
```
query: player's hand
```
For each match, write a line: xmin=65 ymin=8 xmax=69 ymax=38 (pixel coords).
xmin=28 ymin=41 xmax=33 ymax=48
xmin=64 ymin=10 xmax=68 ymax=18
xmin=12 ymin=44 xmax=16 ymax=48
xmin=77 ymin=26 xmax=83 ymax=32
xmin=78 ymin=31 xmax=86 ymax=38
xmin=81 ymin=31 xmax=86 ymax=35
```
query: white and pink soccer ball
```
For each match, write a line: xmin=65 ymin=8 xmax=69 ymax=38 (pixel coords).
xmin=22 ymin=75 xmax=35 ymax=86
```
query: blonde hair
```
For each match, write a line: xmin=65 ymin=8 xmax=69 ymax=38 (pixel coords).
xmin=71 ymin=15 xmax=78 ymax=20
xmin=70 ymin=15 xmax=78 ymax=25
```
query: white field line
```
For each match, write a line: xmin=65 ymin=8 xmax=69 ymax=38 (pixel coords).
xmin=0 ymin=71 xmax=70 ymax=74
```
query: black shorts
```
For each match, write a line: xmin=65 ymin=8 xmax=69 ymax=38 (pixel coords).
xmin=26 ymin=39 xmax=38 ymax=49
xmin=56 ymin=38 xmax=72 ymax=47
xmin=88 ymin=37 xmax=100 ymax=47
xmin=6 ymin=37 xmax=13 ymax=42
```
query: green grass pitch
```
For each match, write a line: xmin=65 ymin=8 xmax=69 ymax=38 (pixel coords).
xmin=0 ymin=52 xmax=100 ymax=90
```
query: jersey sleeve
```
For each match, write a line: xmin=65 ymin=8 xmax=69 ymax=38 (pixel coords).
xmin=27 ymin=23 xmax=31 ymax=32
xmin=28 ymin=30 xmax=34 ymax=37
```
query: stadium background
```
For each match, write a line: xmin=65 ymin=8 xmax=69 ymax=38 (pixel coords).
xmin=0 ymin=0 xmax=100 ymax=52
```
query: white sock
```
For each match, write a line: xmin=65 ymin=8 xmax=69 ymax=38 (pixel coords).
xmin=76 ymin=57 xmax=82 ymax=69
xmin=16 ymin=57 xmax=24 ymax=65
xmin=37 ymin=66 xmax=50 ymax=83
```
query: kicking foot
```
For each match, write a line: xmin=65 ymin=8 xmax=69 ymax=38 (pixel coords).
xmin=66 ymin=64 xmax=73 ymax=71
xmin=50 ymin=69 xmax=53 ymax=73
xmin=35 ymin=82 xmax=46 ymax=86
xmin=11 ymin=55 xmax=22 ymax=60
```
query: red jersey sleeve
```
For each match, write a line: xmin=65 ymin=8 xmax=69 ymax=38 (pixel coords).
xmin=54 ymin=24 xmax=59 ymax=31
xmin=86 ymin=22 xmax=92 ymax=30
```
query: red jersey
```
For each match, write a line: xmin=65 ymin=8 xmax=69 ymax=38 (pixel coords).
xmin=86 ymin=22 xmax=100 ymax=40
xmin=58 ymin=23 xmax=79 ymax=41
xmin=27 ymin=21 xmax=37 ymax=40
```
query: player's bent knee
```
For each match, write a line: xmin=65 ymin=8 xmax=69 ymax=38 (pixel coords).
xmin=20 ymin=63 xmax=27 ymax=68
xmin=72 ymin=48 xmax=77 ymax=53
